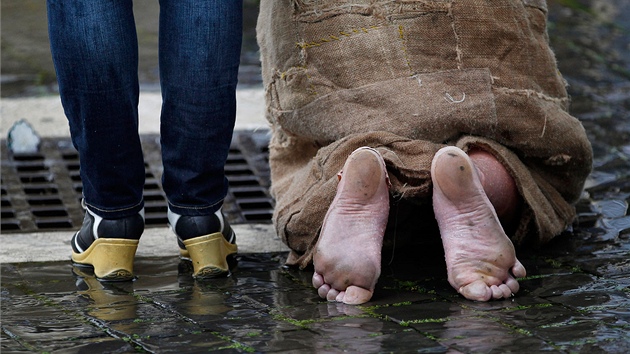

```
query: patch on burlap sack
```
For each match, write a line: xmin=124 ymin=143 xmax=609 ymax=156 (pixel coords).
xmin=275 ymin=68 xmax=498 ymax=145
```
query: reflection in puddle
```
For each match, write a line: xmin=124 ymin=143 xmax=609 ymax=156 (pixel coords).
xmin=179 ymin=284 xmax=233 ymax=317
xmin=73 ymin=266 xmax=138 ymax=321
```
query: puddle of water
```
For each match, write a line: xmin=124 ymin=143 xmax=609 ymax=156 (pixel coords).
xmin=592 ymin=199 xmax=629 ymax=219
xmin=2 ymin=249 xmax=629 ymax=353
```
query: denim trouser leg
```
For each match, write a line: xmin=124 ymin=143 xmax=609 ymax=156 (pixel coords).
xmin=159 ymin=0 xmax=242 ymax=216
xmin=47 ymin=0 xmax=145 ymax=219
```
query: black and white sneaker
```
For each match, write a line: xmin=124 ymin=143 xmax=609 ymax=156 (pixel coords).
xmin=168 ymin=207 xmax=237 ymax=279
xmin=71 ymin=203 xmax=144 ymax=281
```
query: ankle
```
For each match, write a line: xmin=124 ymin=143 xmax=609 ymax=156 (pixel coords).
xmin=168 ymin=207 xmax=232 ymax=242
xmin=72 ymin=207 xmax=144 ymax=254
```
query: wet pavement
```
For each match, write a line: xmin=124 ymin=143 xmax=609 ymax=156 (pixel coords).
xmin=2 ymin=231 xmax=629 ymax=353
xmin=2 ymin=0 xmax=630 ymax=353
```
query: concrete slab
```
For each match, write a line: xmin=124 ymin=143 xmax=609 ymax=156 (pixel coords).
xmin=0 ymin=224 xmax=288 ymax=263
xmin=0 ymin=88 xmax=268 ymax=137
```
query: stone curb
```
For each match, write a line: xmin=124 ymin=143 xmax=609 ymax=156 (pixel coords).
xmin=0 ymin=88 xmax=269 ymax=138
xmin=0 ymin=224 xmax=289 ymax=264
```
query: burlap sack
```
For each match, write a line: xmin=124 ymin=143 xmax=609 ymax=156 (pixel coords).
xmin=256 ymin=0 xmax=593 ymax=268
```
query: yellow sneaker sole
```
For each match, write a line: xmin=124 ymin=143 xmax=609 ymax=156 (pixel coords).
xmin=72 ymin=238 xmax=139 ymax=281
xmin=181 ymin=232 xmax=237 ymax=279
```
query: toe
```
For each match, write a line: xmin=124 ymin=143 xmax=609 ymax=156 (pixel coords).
xmin=459 ymin=280 xmax=492 ymax=301
xmin=327 ymin=289 xmax=340 ymax=302
xmin=336 ymin=291 xmax=345 ymax=303
xmin=512 ymin=260 xmax=527 ymax=278
xmin=343 ymin=285 xmax=374 ymax=305
xmin=318 ymin=284 xmax=331 ymax=299
xmin=490 ymin=285 xmax=504 ymax=299
xmin=498 ymin=284 xmax=513 ymax=298
xmin=505 ymin=277 xmax=520 ymax=294
xmin=313 ymin=272 xmax=325 ymax=288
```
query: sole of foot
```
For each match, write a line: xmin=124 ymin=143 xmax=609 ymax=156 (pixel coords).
xmin=312 ymin=147 xmax=390 ymax=305
xmin=431 ymin=146 xmax=526 ymax=301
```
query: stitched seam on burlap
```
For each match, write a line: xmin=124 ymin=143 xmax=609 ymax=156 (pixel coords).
xmin=493 ymin=86 xmax=569 ymax=105
xmin=397 ymin=25 xmax=416 ymax=76
xmin=296 ymin=25 xmax=382 ymax=49
xmin=270 ymin=65 xmax=319 ymax=101
xmin=447 ymin=3 xmax=462 ymax=70
xmin=296 ymin=3 xmax=374 ymax=22
xmin=294 ymin=1 xmax=452 ymax=22
xmin=294 ymin=15 xmax=319 ymax=97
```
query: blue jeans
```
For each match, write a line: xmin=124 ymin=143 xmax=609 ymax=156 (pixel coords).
xmin=47 ymin=0 xmax=242 ymax=218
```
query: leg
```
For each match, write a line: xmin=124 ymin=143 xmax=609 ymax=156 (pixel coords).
xmin=158 ymin=0 xmax=242 ymax=278
xmin=158 ymin=0 xmax=242 ymax=216
xmin=47 ymin=0 xmax=145 ymax=217
xmin=48 ymin=0 xmax=145 ymax=280
xmin=431 ymin=146 xmax=526 ymax=301
xmin=312 ymin=147 xmax=390 ymax=304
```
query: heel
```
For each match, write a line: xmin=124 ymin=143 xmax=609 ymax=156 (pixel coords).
xmin=181 ymin=233 xmax=238 ymax=279
xmin=72 ymin=238 xmax=139 ymax=281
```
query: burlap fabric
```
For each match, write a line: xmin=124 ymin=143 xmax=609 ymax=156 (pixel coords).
xmin=256 ymin=0 xmax=593 ymax=268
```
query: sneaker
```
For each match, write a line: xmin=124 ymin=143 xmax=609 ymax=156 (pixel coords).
xmin=168 ymin=207 xmax=237 ymax=279
xmin=71 ymin=203 xmax=144 ymax=281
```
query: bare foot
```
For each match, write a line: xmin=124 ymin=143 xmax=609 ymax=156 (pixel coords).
xmin=312 ymin=147 xmax=390 ymax=304
xmin=431 ymin=146 xmax=526 ymax=301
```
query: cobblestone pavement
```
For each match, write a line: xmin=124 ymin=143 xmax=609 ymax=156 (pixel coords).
xmin=2 ymin=226 xmax=629 ymax=353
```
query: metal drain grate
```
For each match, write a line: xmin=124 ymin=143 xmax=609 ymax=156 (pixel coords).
xmin=1 ymin=131 xmax=274 ymax=233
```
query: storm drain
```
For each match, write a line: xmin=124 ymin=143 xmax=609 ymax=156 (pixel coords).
xmin=1 ymin=130 xmax=274 ymax=233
